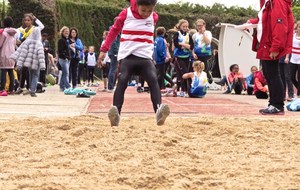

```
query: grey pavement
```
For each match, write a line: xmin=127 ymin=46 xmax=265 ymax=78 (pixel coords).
xmin=0 ymin=85 xmax=92 ymax=121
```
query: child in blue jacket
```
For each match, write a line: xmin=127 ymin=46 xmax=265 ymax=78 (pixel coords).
xmin=154 ymin=27 xmax=167 ymax=90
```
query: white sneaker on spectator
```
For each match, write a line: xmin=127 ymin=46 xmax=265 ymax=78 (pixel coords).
xmin=107 ymin=89 xmax=114 ymax=93
xmin=241 ymin=89 xmax=247 ymax=95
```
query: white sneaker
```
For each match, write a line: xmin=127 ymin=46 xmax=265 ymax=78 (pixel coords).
xmin=108 ymin=106 xmax=120 ymax=126
xmin=107 ymin=89 xmax=114 ymax=93
xmin=100 ymin=88 xmax=108 ymax=92
xmin=241 ymin=90 xmax=247 ymax=95
xmin=156 ymin=104 xmax=170 ymax=126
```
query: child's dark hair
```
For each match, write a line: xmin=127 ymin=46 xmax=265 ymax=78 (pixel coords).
xmin=229 ymin=64 xmax=238 ymax=72
xmin=136 ymin=0 xmax=157 ymax=6
xmin=3 ymin=16 xmax=13 ymax=28
xmin=156 ymin=27 xmax=166 ymax=36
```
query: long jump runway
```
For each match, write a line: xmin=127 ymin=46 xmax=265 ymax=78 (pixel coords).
xmin=87 ymin=86 xmax=299 ymax=118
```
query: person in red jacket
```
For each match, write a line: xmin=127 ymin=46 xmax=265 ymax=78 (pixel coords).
xmin=247 ymin=0 xmax=294 ymax=115
xmin=97 ymin=0 xmax=170 ymax=126
xmin=253 ymin=70 xmax=269 ymax=99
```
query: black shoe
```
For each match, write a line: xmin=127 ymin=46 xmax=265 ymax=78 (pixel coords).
xmin=215 ymin=81 xmax=225 ymax=86
xmin=30 ymin=92 xmax=37 ymax=97
xmin=259 ymin=105 xmax=284 ymax=115
xmin=137 ymin=86 xmax=144 ymax=93
xmin=223 ymin=90 xmax=231 ymax=94
xmin=15 ymin=88 xmax=23 ymax=94
xmin=76 ymin=92 xmax=90 ymax=98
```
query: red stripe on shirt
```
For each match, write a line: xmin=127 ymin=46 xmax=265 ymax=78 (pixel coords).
xmin=120 ymin=38 xmax=153 ymax=44
xmin=293 ymin=47 xmax=300 ymax=50
xmin=122 ymin=30 xmax=153 ymax=36
xmin=292 ymin=51 xmax=300 ymax=54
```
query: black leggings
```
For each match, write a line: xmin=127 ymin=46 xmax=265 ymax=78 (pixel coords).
xmin=290 ymin=63 xmax=300 ymax=95
xmin=156 ymin=63 xmax=165 ymax=89
xmin=231 ymin=78 xmax=244 ymax=94
xmin=174 ymin=57 xmax=189 ymax=92
xmin=69 ymin=58 xmax=79 ymax=88
xmin=19 ymin=66 xmax=30 ymax=89
xmin=78 ymin=63 xmax=87 ymax=84
xmin=1 ymin=69 xmax=14 ymax=92
xmin=113 ymin=55 xmax=161 ymax=113
xmin=255 ymin=90 xmax=268 ymax=99
xmin=87 ymin=66 xmax=95 ymax=83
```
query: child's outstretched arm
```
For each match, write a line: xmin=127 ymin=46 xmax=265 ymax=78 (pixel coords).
xmin=98 ymin=10 xmax=126 ymax=67
xmin=182 ymin=72 xmax=193 ymax=79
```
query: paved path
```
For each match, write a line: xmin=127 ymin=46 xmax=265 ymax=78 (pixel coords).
xmin=0 ymin=86 xmax=91 ymax=121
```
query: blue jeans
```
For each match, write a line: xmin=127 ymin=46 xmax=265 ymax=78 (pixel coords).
xmin=108 ymin=55 xmax=118 ymax=90
xmin=59 ymin=58 xmax=71 ymax=90
xmin=29 ymin=68 xmax=40 ymax=93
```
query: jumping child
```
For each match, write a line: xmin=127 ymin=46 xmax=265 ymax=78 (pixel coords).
xmin=98 ymin=0 xmax=170 ymax=126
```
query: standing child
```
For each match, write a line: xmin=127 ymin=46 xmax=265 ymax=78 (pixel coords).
xmin=10 ymin=27 xmax=46 ymax=97
xmin=77 ymin=46 xmax=87 ymax=86
xmin=0 ymin=17 xmax=17 ymax=96
xmin=172 ymin=19 xmax=194 ymax=97
xmin=100 ymin=31 xmax=110 ymax=91
xmin=98 ymin=0 xmax=170 ymax=126
xmin=182 ymin=61 xmax=208 ymax=98
xmin=154 ymin=26 xmax=167 ymax=91
xmin=86 ymin=46 xmax=97 ymax=86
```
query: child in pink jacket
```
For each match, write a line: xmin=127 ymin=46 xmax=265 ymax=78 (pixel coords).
xmin=227 ymin=64 xmax=247 ymax=95
xmin=253 ymin=70 xmax=269 ymax=99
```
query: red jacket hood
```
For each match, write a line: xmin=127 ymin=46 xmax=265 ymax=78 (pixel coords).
xmin=130 ymin=0 xmax=140 ymax=17
xmin=260 ymin=0 xmax=292 ymax=8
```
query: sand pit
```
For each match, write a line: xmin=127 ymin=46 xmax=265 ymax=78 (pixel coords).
xmin=1 ymin=115 xmax=300 ymax=189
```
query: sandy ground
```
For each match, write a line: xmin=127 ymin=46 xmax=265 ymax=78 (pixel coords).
xmin=1 ymin=115 xmax=300 ymax=189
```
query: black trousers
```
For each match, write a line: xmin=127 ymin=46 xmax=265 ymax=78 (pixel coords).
xmin=113 ymin=55 xmax=161 ymax=113
xmin=1 ymin=69 xmax=14 ymax=92
xmin=19 ymin=66 xmax=30 ymax=89
xmin=69 ymin=58 xmax=79 ymax=88
xmin=255 ymin=90 xmax=269 ymax=99
xmin=290 ymin=63 xmax=300 ymax=96
xmin=174 ymin=57 xmax=189 ymax=92
xmin=78 ymin=63 xmax=87 ymax=84
xmin=87 ymin=66 xmax=95 ymax=83
xmin=156 ymin=63 xmax=165 ymax=90
xmin=261 ymin=59 xmax=284 ymax=109
xmin=231 ymin=78 xmax=244 ymax=94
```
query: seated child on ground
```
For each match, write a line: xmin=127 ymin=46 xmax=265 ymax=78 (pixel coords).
xmin=228 ymin=64 xmax=247 ymax=95
xmin=182 ymin=60 xmax=208 ymax=98
xmin=245 ymin=65 xmax=258 ymax=95
xmin=253 ymin=70 xmax=269 ymax=99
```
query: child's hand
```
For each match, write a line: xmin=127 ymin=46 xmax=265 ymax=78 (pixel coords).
xmin=265 ymin=85 xmax=269 ymax=92
xmin=97 ymin=52 xmax=106 ymax=68
xmin=193 ymin=53 xmax=198 ymax=60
